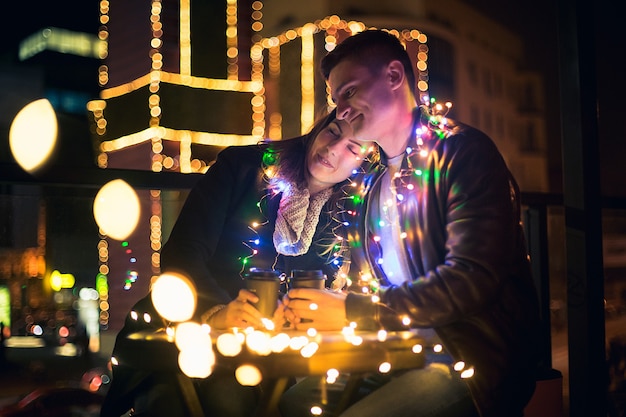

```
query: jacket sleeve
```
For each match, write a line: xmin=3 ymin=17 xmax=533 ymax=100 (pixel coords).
xmin=160 ymin=147 xmax=259 ymax=318
xmin=377 ymin=127 xmax=530 ymax=328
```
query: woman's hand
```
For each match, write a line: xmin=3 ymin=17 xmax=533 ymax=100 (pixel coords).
xmin=208 ymin=289 xmax=264 ymax=330
xmin=283 ymin=288 xmax=348 ymax=331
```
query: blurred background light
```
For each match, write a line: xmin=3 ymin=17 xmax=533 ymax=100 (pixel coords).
xmin=93 ymin=179 xmax=141 ymax=240
xmin=151 ymin=272 xmax=197 ymax=322
xmin=9 ymin=98 xmax=58 ymax=172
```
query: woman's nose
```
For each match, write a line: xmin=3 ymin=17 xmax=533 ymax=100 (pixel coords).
xmin=326 ymin=140 xmax=342 ymax=155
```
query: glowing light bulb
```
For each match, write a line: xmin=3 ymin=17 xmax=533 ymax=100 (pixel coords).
xmin=289 ymin=336 xmax=309 ymax=350
xmin=9 ymin=99 xmax=58 ymax=172
xmin=246 ymin=330 xmax=272 ymax=355
xmin=270 ymin=333 xmax=291 ymax=353
xmin=175 ymin=321 xmax=211 ymax=351
xmin=216 ymin=332 xmax=243 ymax=357
xmin=310 ymin=406 xmax=323 ymax=415
xmin=178 ymin=346 xmax=215 ymax=378
xmin=300 ymin=342 xmax=319 ymax=358
xmin=378 ymin=362 xmax=392 ymax=373
xmin=235 ymin=364 xmax=262 ymax=386
xmin=151 ymin=272 xmax=197 ymax=322
xmin=327 ymin=369 xmax=339 ymax=380
xmin=93 ymin=179 xmax=141 ymax=240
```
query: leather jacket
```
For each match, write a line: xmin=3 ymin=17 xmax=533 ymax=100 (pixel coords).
xmin=343 ymin=111 xmax=542 ymax=417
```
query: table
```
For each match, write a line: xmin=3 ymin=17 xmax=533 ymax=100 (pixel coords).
xmin=115 ymin=328 xmax=426 ymax=417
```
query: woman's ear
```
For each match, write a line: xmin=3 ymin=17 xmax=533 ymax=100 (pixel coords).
xmin=387 ymin=60 xmax=405 ymax=91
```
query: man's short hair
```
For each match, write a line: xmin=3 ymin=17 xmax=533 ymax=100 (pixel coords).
xmin=320 ymin=29 xmax=417 ymax=98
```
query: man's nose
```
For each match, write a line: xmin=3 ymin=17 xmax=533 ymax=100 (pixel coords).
xmin=335 ymin=101 xmax=350 ymax=120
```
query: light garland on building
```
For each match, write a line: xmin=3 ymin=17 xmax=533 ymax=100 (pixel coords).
xmin=90 ymin=7 xmax=430 ymax=172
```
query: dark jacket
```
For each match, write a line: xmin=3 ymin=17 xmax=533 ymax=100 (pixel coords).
xmin=159 ymin=142 xmax=344 ymax=316
xmin=344 ymin=113 xmax=542 ymax=417
xmin=101 ymin=140 xmax=348 ymax=417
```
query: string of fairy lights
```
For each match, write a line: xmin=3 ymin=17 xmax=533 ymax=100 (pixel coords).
xmin=112 ymin=105 xmax=474 ymax=409
xmin=109 ymin=98 xmax=476 ymax=396
xmin=90 ymin=0 xmax=432 ymax=334
xmin=89 ymin=7 xmax=430 ymax=172
xmin=235 ymin=98 xmax=454 ymax=296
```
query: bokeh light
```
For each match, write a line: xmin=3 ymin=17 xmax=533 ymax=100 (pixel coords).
xmin=235 ymin=364 xmax=262 ymax=386
xmin=9 ymin=98 xmax=58 ymax=172
xmin=93 ymin=179 xmax=141 ymax=240
xmin=174 ymin=321 xmax=211 ymax=351
xmin=178 ymin=345 xmax=215 ymax=378
xmin=216 ymin=332 xmax=243 ymax=357
xmin=151 ymin=272 xmax=197 ymax=322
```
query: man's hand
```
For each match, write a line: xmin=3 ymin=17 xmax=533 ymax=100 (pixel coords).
xmin=283 ymin=288 xmax=348 ymax=331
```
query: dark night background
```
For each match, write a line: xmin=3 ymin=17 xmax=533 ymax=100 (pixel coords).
xmin=1 ymin=0 xmax=624 ymax=198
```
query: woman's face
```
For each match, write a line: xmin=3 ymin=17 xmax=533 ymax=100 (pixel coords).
xmin=306 ymin=118 xmax=370 ymax=194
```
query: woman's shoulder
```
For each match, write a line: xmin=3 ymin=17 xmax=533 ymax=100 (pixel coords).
xmin=217 ymin=143 xmax=268 ymax=161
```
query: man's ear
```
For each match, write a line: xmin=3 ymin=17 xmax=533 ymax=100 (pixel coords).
xmin=387 ymin=60 xmax=405 ymax=91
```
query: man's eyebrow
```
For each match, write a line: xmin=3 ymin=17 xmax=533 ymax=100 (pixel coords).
xmin=332 ymin=79 xmax=350 ymax=99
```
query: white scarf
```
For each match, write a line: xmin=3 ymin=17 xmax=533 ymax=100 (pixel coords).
xmin=273 ymin=183 xmax=333 ymax=256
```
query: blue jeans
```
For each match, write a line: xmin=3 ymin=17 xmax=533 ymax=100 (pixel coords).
xmin=279 ymin=363 xmax=479 ymax=417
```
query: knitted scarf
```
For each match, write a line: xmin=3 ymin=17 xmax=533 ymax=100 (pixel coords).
xmin=273 ymin=183 xmax=333 ymax=256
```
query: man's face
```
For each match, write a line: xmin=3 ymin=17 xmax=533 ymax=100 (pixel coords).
xmin=327 ymin=59 xmax=397 ymax=144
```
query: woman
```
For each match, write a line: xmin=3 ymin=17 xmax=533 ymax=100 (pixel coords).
xmin=100 ymin=110 xmax=376 ymax=417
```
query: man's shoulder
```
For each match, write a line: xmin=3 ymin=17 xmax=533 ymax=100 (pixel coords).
xmin=438 ymin=118 xmax=498 ymax=151
xmin=445 ymin=118 xmax=488 ymax=139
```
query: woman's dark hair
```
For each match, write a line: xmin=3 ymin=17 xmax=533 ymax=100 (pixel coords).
xmin=264 ymin=109 xmax=338 ymax=189
xmin=321 ymin=29 xmax=417 ymax=100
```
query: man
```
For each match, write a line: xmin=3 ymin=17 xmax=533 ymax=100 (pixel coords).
xmin=281 ymin=29 xmax=542 ymax=417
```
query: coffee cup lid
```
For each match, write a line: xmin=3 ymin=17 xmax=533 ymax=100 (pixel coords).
xmin=291 ymin=269 xmax=325 ymax=279
xmin=245 ymin=268 xmax=280 ymax=279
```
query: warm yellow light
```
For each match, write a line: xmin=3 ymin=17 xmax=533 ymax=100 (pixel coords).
xmin=151 ymin=272 xmax=197 ymax=322
xmin=9 ymin=99 xmax=58 ymax=172
xmin=216 ymin=332 xmax=243 ymax=357
xmin=175 ymin=321 xmax=211 ymax=351
xmin=49 ymin=270 xmax=75 ymax=291
xmin=235 ymin=364 xmax=262 ymax=386
xmin=178 ymin=345 xmax=215 ymax=378
xmin=93 ymin=179 xmax=141 ymax=240
xmin=246 ymin=330 xmax=272 ymax=356
xmin=269 ymin=333 xmax=290 ymax=353
xmin=460 ymin=368 xmax=475 ymax=379
xmin=300 ymin=342 xmax=319 ymax=358
xmin=289 ymin=335 xmax=308 ymax=350
xmin=310 ymin=406 xmax=323 ymax=415
xmin=378 ymin=362 xmax=392 ymax=373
